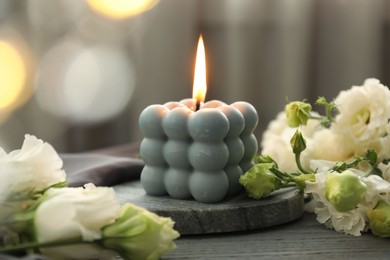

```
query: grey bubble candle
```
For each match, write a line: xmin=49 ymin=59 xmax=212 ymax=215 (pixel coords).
xmin=138 ymin=36 xmax=258 ymax=203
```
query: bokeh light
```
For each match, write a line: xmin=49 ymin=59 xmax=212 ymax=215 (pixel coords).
xmin=35 ymin=38 xmax=135 ymax=125
xmin=86 ymin=0 xmax=159 ymax=19
xmin=0 ymin=40 xmax=28 ymax=113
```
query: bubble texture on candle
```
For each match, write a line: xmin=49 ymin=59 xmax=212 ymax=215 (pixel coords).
xmin=164 ymin=168 xmax=192 ymax=199
xmin=140 ymin=138 xmax=166 ymax=165
xmin=139 ymin=101 xmax=259 ymax=203
xmin=161 ymin=107 xmax=193 ymax=199
xmin=163 ymin=140 xmax=190 ymax=169
xmin=139 ymin=104 xmax=169 ymax=138
xmin=188 ymin=108 xmax=229 ymax=141
xmin=189 ymin=170 xmax=229 ymax=203
xmin=187 ymin=109 xmax=230 ymax=202
xmin=179 ymin=98 xmax=196 ymax=111
xmin=139 ymin=105 xmax=168 ymax=196
xmin=189 ymin=142 xmax=229 ymax=171
xmin=219 ymin=106 xmax=245 ymax=195
xmin=163 ymin=107 xmax=192 ymax=139
xmin=202 ymin=100 xmax=226 ymax=108
xmin=232 ymin=102 xmax=259 ymax=172
xmin=164 ymin=101 xmax=186 ymax=110
xmin=140 ymin=166 xmax=167 ymax=196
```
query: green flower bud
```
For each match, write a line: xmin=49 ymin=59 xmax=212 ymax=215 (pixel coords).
xmin=239 ymin=163 xmax=281 ymax=199
xmin=102 ymin=203 xmax=180 ymax=260
xmin=293 ymin=173 xmax=315 ymax=191
xmin=290 ymin=130 xmax=307 ymax=154
xmin=285 ymin=101 xmax=312 ymax=128
xmin=325 ymin=170 xmax=367 ymax=212
xmin=367 ymin=200 xmax=390 ymax=237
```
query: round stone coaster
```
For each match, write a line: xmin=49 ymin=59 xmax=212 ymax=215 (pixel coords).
xmin=114 ymin=181 xmax=304 ymax=235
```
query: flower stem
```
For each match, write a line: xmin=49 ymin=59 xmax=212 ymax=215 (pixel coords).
xmin=309 ymin=115 xmax=322 ymax=120
xmin=270 ymin=167 xmax=294 ymax=184
xmin=295 ymin=152 xmax=310 ymax=174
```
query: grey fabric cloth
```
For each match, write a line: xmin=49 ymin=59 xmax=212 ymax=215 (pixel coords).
xmin=62 ymin=153 xmax=144 ymax=187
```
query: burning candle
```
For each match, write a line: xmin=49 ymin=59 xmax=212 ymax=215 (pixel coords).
xmin=139 ymin=35 xmax=258 ymax=203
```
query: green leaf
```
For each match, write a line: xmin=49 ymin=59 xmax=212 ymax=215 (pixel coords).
xmin=366 ymin=150 xmax=378 ymax=166
xmin=254 ymin=155 xmax=278 ymax=168
xmin=371 ymin=167 xmax=383 ymax=177
xmin=382 ymin=159 xmax=390 ymax=165
xmin=315 ymin=96 xmax=338 ymax=128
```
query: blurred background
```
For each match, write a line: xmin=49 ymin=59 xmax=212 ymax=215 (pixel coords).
xmin=0 ymin=0 xmax=388 ymax=153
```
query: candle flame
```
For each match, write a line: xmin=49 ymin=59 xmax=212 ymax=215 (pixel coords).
xmin=192 ymin=35 xmax=207 ymax=106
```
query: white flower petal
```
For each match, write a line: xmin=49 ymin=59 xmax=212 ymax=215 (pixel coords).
xmin=332 ymin=79 xmax=390 ymax=159
xmin=35 ymin=184 xmax=121 ymax=243
xmin=0 ymin=135 xmax=66 ymax=202
xmin=315 ymin=206 xmax=330 ymax=224
xmin=304 ymin=167 xmax=369 ymax=236
xmin=378 ymin=163 xmax=390 ymax=182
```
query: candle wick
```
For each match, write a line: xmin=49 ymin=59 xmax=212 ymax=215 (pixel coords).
xmin=195 ymin=100 xmax=201 ymax=111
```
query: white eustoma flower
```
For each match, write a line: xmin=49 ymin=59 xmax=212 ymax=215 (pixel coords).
xmin=0 ymin=134 xmax=66 ymax=203
xmin=305 ymin=167 xmax=368 ymax=236
xmin=261 ymin=112 xmax=322 ymax=172
xmin=331 ymin=78 xmax=390 ymax=159
xmin=308 ymin=129 xmax=354 ymax=163
xmin=378 ymin=162 xmax=390 ymax=182
xmin=35 ymin=183 xmax=121 ymax=259
xmin=363 ymin=174 xmax=390 ymax=206
xmin=306 ymin=160 xmax=390 ymax=236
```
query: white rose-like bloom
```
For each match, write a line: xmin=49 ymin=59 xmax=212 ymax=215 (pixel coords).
xmin=331 ymin=78 xmax=390 ymax=159
xmin=378 ymin=163 xmax=390 ymax=182
xmin=363 ymin=174 xmax=390 ymax=206
xmin=307 ymin=129 xmax=354 ymax=163
xmin=306 ymin=160 xmax=390 ymax=236
xmin=261 ymin=112 xmax=323 ymax=172
xmin=305 ymin=167 xmax=367 ymax=236
xmin=35 ymin=184 xmax=121 ymax=259
xmin=0 ymin=134 xmax=66 ymax=203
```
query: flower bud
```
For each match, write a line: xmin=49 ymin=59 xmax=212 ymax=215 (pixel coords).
xmin=290 ymin=131 xmax=307 ymax=154
xmin=102 ymin=203 xmax=180 ymax=260
xmin=367 ymin=200 xmax=390 ymax=237
xmin=239 ymin=163 xmax=281 ymax=199
xmin=293 ymin=173 xmax=315 ymax=191
xmin=285 ymin=101 xmax=312 ymax=128
xmin=325 ymin=170 xmax=367 ymax=212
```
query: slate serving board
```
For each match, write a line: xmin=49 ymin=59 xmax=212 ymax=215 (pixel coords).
xmin=114 ymin=181 xmax=304 ymax=235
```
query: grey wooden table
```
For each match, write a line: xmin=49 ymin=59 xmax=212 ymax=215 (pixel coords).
xmin=163 ymin=213 xmax=390 ymax=259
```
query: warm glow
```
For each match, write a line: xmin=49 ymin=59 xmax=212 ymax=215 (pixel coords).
xmin=192 ymin=35 xmax=207 ymax=104
xmin=87 ymin=0 xmax=159 ymax=19
xmin=36 ymin=41 xmax=135 ymax=125
xmin=0 ymin=41 xmax=26 ymax=111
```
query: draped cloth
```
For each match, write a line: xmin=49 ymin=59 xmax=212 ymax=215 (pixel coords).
xmin=63 ymin=143 xmax=144 ymax=187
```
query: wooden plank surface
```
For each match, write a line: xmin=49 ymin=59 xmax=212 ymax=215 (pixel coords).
xmin=163 ymin=213 xmax=390 ymax=259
